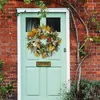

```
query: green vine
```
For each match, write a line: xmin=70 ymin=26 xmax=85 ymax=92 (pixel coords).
xmin=87 ymin=11 xmax=100 ymax=32
xmin=24 ymin=0 xmax=47 ymax=18
xmin=79 ymin=36 xmax=100 ymax=58
xmin=79 ymin=46 xmax=86 ymax=58
xmin=0 ymin=0 xmax=8 ymax=10
xmin=0 ymin=60 xmax=4 ymax=71
xmin=1 ymin=0 xmax=100 ymax=95
xmin=0 ymin=60 xmax=13 ymax=99
xmin=91 ymin=36 xmax=100 ymax=43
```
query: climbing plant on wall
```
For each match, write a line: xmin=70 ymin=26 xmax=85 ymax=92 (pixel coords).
xmin=0 ymin=60 xmax=13 ymax=99
xmin=0 ymin=0 xmax=8 ymax=10
xmin=1 ymin=0 xmax=100 ymax=96
xmin=22 ymin=0 xmax=100 ymax=94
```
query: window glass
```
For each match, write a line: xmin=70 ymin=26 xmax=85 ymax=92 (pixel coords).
xmin=46 ymin=18 xmax=60 ymax=32
xmin=26 ymin=18 xmax=40 ymax=32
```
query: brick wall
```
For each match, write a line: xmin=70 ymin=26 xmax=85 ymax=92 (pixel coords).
xmin=0 ymin=0 xmax=100 ymax=92
xmin=71 ymin=0 xmax=100 ymax=81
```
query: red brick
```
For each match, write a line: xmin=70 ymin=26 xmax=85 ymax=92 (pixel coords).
xmin=93 ymin=0 xmax=100 ymax=2
xmin=0 ymin=0 xmax=100 ymax=94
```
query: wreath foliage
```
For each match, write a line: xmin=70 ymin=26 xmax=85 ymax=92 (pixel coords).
xmin=27 ymin=25 xmax=62 ymax=58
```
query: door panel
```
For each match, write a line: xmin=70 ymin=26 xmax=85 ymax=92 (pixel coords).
xmin=26 ymin=67 xmax=40 ymax=96
xmin=21 ymin=12 xmax=66 ymax=100
xmin=47 ymin=68 xmax=61 ymax=96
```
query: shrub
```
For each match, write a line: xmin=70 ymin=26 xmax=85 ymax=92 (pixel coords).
xmin=0 ymin=60 xmax=4 ymax=71
xmin=0 ymin=60 xmax=14 ymax=100
xmin=60 ymin=79 xmax=100 ymax=100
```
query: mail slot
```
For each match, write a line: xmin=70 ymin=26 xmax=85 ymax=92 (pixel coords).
xmin=36 ymin=61 xmax=51 ymax=67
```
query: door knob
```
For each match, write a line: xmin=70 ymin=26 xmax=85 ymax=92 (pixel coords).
xmin=64 ymin=48 xmax=66 ymax=52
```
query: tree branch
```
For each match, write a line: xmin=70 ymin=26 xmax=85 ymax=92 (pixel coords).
xmin=63 ymin=0 xmax=89 ymax=37
xmin=75 ymin=42 xmax=92 ymax=81
xmin=69 ymin=8 xmax=79 ymax=43
xmin=79 ymin=37 xmax=89 ymax=51
xmin=49 ymin=0 xmax=89 ymax=37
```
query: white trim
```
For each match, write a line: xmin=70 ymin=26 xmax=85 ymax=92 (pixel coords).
xmin=17 ymin=8 xmax=70 ymax=100
xmin=17 ymin=13 xmax=21 ymax=100
xmin=66 ymin=9 xmax=70 ymax=89
xmin=17 ymin=8 xmax=69 ymax=13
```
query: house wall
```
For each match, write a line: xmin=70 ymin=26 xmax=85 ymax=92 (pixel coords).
xmin=0 ymin=0 xmax=100 ymax=93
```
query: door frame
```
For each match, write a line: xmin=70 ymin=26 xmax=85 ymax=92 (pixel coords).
xmin=17 ymin=8 xmax=70 ymax=100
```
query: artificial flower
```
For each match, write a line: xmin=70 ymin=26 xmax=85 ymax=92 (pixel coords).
xmin=27 ymin=31 xmax=33 ymax=37
xmin=32 ymin=42 xmax=37 ymax=47
xmin=41 ymin=25 xmax=47 ymax=30
xmin=35 ymin=51 xmax=40 ymax=57
xmin=48 ymin=44 xmax=55 ymax=51
xmin=32 ymin=28 xmax=38 ymax=34
xmin=42 ymin=53 xmax=46 ymax=58
xmin=41 ymin=34 xmax=47 ymax=39
xmin=46 ymin=26 xmax=51 ymax=32
xmin=27 ymin=25 xmax=61 ymax=58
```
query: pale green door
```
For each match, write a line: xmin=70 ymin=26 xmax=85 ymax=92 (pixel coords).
xmin=20 ymin=11 xmax=67 ymax=100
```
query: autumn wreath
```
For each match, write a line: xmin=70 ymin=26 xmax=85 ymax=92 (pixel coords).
xmin=27 ymin=25 xmax=62 ymax=58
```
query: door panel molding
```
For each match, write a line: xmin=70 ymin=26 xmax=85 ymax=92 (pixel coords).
xmin=17 ymin=8 xmax=70 ymax=100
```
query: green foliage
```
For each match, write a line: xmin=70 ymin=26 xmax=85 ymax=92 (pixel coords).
xmin=79 ymin=46 xmax=86 ymax=58
xmin=35 ymin=1 xmax=47 ymax=18
xmin=60 ymin=83 xmax=77 ymax=100
xmin=0 ymin=60 xmax=14 ymax=100
xmin=79 ymin=35 xmax=100 ymax=58
xmin=24 ymin=0 xmax=41 ymax=4
xmin=88 ymin=11 xmax=100 ymax=32
xmin=60 ymin=79 xmax=100 ymax=100
xmin=0 ymin=0 xmax=8 ymax=10
xmin=23 ymin=0 xmax=47 ymax=18
xmin=0 ymin=60 xmax=4 ymax=71
xmin=0 ymin=73 xmax=3 ymax=82
xmin=24 ymin=0 xmax=33 ymax=4
xmin=91 ymin=36 xmax=100 ymax=43
xmin=1 ymin=82 xmax=13 ymax=94
xmin=0 ymin=83 xmax=13 ymax=100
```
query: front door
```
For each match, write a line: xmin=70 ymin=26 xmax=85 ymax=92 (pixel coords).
xmin=19 ymin=8 xmax=69 ymax=100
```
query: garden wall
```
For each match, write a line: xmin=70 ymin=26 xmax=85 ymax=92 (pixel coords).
xmin=0 ymin=0 xmax=100 ymax=93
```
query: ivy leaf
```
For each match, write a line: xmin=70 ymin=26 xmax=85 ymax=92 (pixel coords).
xmin=6 ymin=82 xmax=13 ymax=93
xmin=0 ymin=60 xmax=4 ymax=71
xmin=0 ymin=0 xmax=8 ymax=10
xmin=1 ymin=86 xmax=7 ymax=94
xmin=0 ymin=4 xmax=3 ymax=10
xmin=35 ymin=1 xmax=43 ymax=6
xmin=79 ymin=46 xmax=86 ymax=58
xmin=16 ymin=12 xmax=20 ymax=17
xmin=92 ymin=17 xmax=96 ymax=22
xmin=0 ymin=74 xmax=3 ymax=82
xmin=24 ymin=0 xmax=32 ymax=4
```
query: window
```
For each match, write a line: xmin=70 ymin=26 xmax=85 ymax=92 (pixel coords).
xmin=26 ymin=18 xmax=40 ymax=32
xmin=46 ymin=18 xmax=60 ymax=32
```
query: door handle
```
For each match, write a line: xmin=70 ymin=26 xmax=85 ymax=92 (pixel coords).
xmin=64 ymin=48 xmax=66 ymax=52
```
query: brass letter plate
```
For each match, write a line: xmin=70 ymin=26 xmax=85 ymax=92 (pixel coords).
xmin=36 ymin=61 xmax=51 ymax=67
